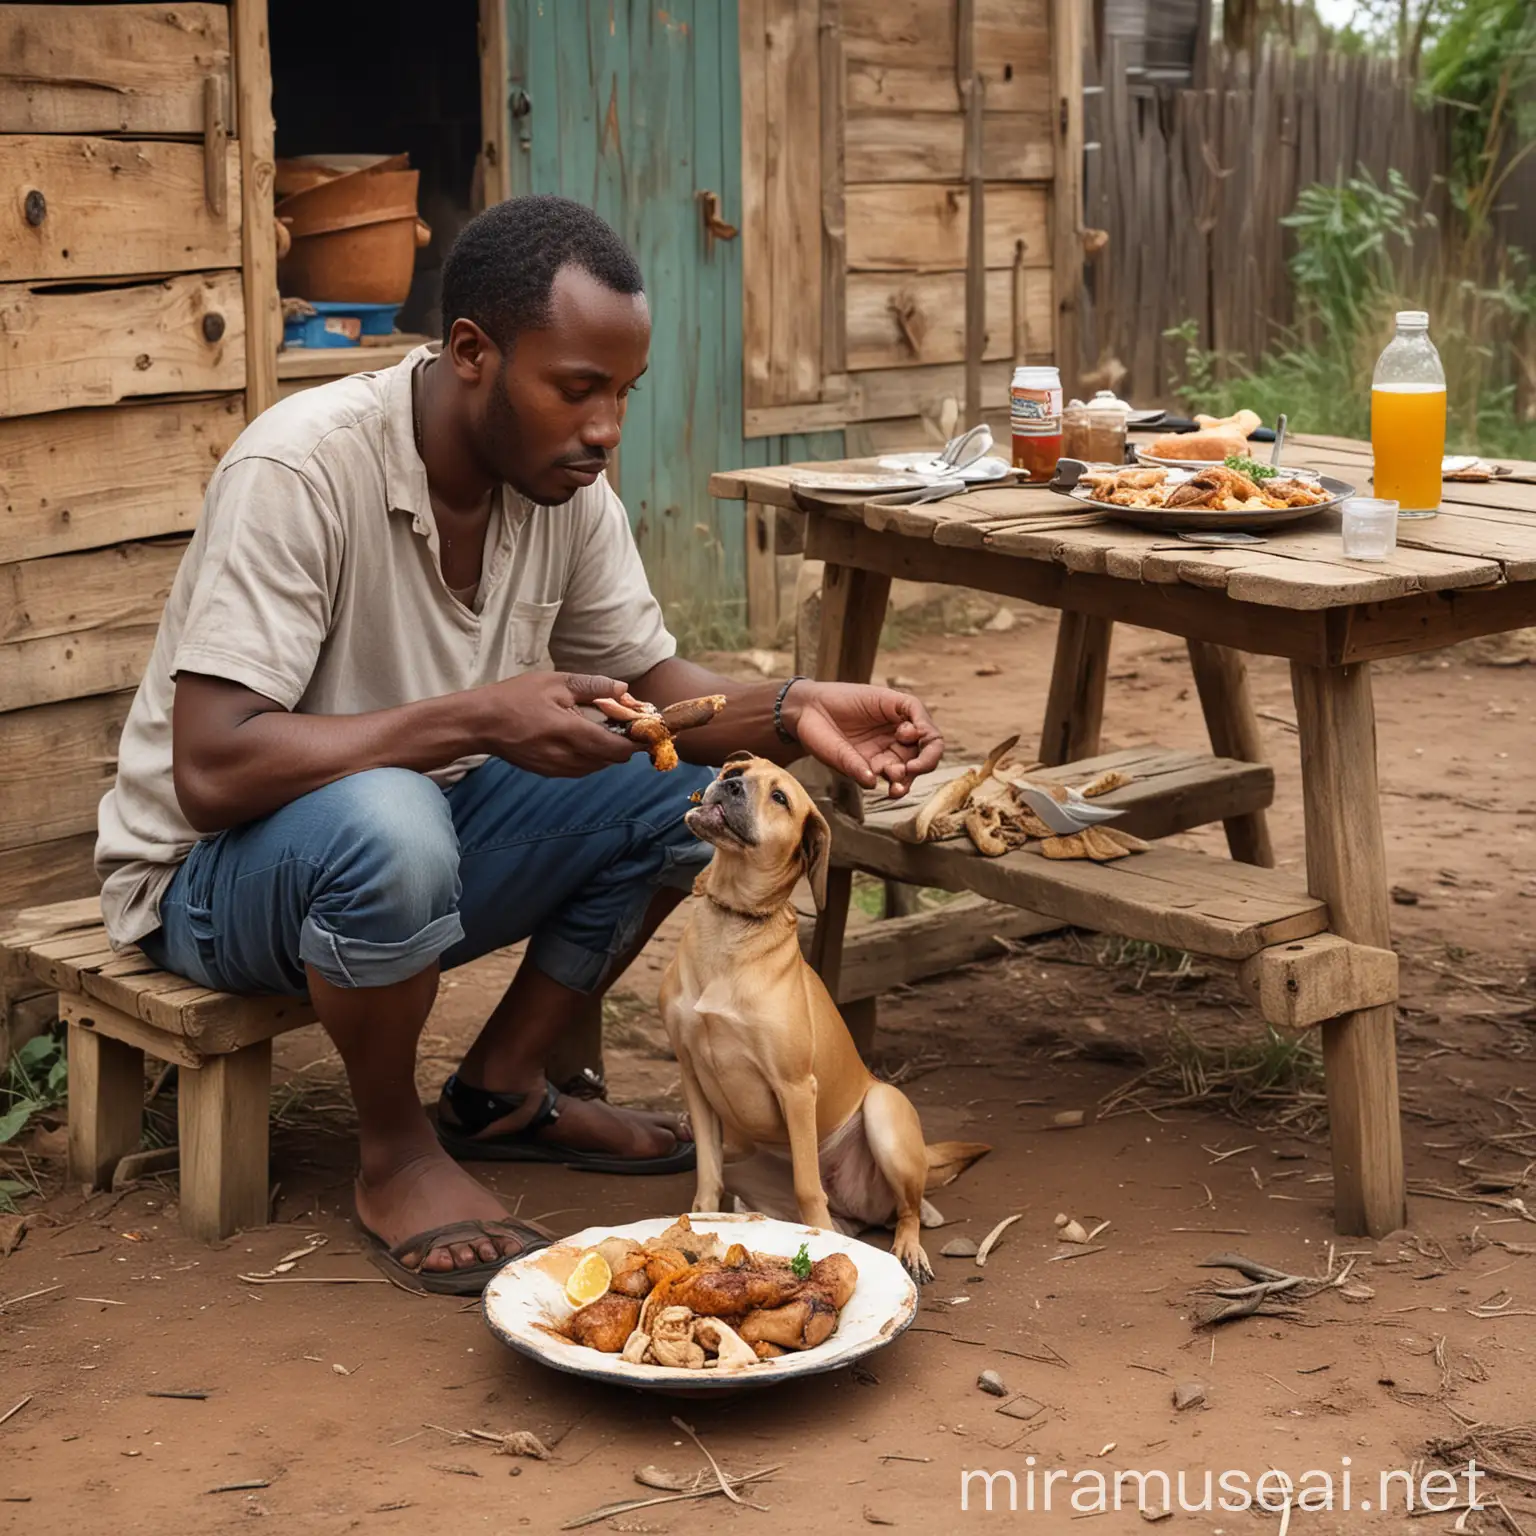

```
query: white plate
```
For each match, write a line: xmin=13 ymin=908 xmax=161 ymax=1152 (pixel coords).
xmin=788 ymin=470 xmax=926 ymax=494
xmin=482 ymin=1212 xmax=919 ymax=1394
xmin=876 ymin=452 xmax=1012 ymax=483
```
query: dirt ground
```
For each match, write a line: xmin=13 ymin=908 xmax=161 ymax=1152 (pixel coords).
xmin=5 ymin=605 xmax=1536 ymax=1534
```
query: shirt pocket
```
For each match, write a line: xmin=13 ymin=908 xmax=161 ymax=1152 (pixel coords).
xmin=507 ymin=598 xmax=562 ymax=669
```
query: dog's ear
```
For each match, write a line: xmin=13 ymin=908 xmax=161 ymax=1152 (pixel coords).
xmin=721 ymin=751 xmax=755 ymax=768
xmin=800 ymin=802 xmax=831 ymax=911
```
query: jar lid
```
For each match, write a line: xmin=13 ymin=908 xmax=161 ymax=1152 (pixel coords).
xmin=1087 ymin=388 xmax=1133 ymax=417
xmin=1013 ymin=365 xmax=1061 ymax=384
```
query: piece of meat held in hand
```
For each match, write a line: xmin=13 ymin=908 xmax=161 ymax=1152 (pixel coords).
xmin=595 ymin=692 xmax=726 ymax=770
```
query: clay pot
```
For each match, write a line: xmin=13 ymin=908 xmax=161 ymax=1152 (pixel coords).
xmin=277 ymin=167 xmax=427 ymax=305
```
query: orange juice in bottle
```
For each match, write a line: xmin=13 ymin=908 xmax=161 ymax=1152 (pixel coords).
xmin=1370 ymin=310 xmax=1446 ymax=518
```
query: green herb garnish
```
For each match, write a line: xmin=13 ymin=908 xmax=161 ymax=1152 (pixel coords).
xmin=791 ymin=1243 xmax=813 ymax=1280
xmin=1224 ymin=453 xmax=1278 ymax=481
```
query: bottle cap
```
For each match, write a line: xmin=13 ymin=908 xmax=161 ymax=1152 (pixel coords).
xmin=1395 ymin=310 xmax=1429 ymax=328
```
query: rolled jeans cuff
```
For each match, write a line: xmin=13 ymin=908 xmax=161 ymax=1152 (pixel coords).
xmin=299 ymin=910 xmax=465 ymax=989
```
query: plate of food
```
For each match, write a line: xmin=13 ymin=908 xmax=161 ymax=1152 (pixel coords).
xmin=1056 ymin=457 xmax=1352 ymax=530
xmin=482 ymin=1212 xmax=918 ymax=1394
xmin=1134 ymin=410 xmax=1265 ymax=469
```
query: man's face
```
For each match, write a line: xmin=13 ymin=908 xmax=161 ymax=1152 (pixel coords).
xmin=449 ymin=264 xmax=650 ymax=504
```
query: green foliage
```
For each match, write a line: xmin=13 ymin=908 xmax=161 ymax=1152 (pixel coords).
xmin=1224 ymin=453 xmax=1279 ymax=481
xmin=1165 ymin=161 xmax=1536 ymax=459
xmin=1423 ymin=0 xmax=1536 ymax=221
xmin=1 ymin=1030 xmax=67 ymax=1147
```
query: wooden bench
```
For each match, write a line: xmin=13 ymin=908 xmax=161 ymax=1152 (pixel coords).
xmin=0 ymin=898 xmax=315 ymax=1240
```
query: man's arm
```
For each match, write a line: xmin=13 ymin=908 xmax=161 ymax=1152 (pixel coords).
xmin=173 ymin=670 xmax=642 ymax=833
xmin=631 ymin=657 xmax=944 ymax=798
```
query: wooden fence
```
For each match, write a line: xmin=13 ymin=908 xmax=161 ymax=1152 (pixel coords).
xmin=1081 ymin=44 xmax=1453 ymax=403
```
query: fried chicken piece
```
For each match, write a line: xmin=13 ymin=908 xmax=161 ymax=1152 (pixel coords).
xmin=751 ymin=1341 xmax=787 ymax=1360
xmin=652 ymin=1257 xmax=801 ymax=1320
xmin=693 ymin=1316 xmax=759 ymax=1370
xmin=737 ymin=1254 xmax=858 ymax=1353
xmin=642 ymin=1247 xmax=692 ymax=1291
xmin=568 ymin=1292 xmax=642 ymax=1353
xmin=1166 ymin=465 xmax=1263 ymax=509
xmin=1262 ymin=477 xmax=1328 ymax=507
xmin=1115 ymin=467 xmax=1168 ymax=488
xmin=650 ymin=1215 xmax=725 ymax=1264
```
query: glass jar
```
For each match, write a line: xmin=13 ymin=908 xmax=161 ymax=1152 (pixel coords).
xmin=1085 ymin=389 xmax=1132 ymax=464
xmin=1011 ymin=365 xmax=1063 ymax=482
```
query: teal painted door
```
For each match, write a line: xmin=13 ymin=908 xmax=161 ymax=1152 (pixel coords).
xmin=504 ymin=1 xmax=757 ymax=633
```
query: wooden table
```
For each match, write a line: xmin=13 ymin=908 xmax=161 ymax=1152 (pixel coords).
xmin=710 ymin=434 xmax=1536 ymax=1237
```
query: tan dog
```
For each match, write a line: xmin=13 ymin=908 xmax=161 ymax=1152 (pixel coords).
xmin=660 ymin=755 xmax=989 ymax=1282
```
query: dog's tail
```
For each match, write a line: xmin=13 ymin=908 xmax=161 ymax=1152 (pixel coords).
xmin=924 ymin=1140 xmax=992 ymax=1191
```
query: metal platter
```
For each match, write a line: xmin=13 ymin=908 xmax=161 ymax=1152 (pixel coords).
xmin=1054 ymin=467 xmax=1358 ymax=532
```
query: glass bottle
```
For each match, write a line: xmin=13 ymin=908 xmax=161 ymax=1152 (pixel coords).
xmin=1370 ymin=311 xmax=1446 ymax=519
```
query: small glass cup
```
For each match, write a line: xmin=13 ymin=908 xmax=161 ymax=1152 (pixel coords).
xmin=1341 ymin=497 xmax=1398 ymax=561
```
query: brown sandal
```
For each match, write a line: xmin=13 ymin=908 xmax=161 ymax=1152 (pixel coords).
xmin=359 ymin=1215 xmax=553 ymax=1297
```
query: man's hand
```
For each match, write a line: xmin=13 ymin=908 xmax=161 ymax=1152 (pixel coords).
xmin=782 ymin=681 xmax=944 ymax=799
xmin=470 ymin=672 xmax=642 ymax=777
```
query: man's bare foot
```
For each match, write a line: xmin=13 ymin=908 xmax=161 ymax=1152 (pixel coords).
xmin=440 ymin=1075 xmax=691 ymax=1159
xmin=355 ymin=1132 xmax=536 ymax=1275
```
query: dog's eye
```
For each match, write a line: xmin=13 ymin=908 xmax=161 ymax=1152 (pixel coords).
xmin=770 ymin=789 xmax=789 ymax=808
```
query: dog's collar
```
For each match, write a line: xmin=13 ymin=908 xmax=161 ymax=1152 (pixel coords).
xmin=704 ymin=889 xmax=781 ymax=923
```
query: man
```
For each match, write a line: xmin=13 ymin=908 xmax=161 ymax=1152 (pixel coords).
xmin=96 ymin=195 xmax=943 ymax=1294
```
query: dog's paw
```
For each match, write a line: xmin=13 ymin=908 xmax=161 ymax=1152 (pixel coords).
xmin=898 ymin=1243 xmax=935 ymax=1286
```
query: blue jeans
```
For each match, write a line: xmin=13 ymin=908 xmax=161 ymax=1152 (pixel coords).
xmin=140 ymin=755 xmax=716 ymax=999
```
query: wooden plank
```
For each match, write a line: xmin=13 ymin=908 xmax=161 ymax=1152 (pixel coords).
xmin=957 ymin=0 xmax=984 ymax=430
xmin=843 ymin=0 xmax=1051 ymax=114
xmin=742 ymin=0 xmax=823 ymax=409
xmin=0 ymin=271 xmax=245 ymax=417
xmin=61 ymin=991 xmax=206 ymax=1070
xmin=66 ymin=1021 xmax=143 ymax=1191
xmin=275 ymin=336 xmax=427 ymax=380
xmin=746 ymin=501 xmax=780 ymax=645
xmin=0 ymin=4 xmax=231 ymax=135
xmin=0 ymin=396 xmax=240 ymax=566
xmin=0 ymin=136 xmax=241 ymax=283
xmin=819 ymin=0 xmax=847 ymax=382
xmin=866 ymin=745 xmax=1275 ymax=845
xmin=1334 ymin=583 xmax=1536 ymax=665
xmin=1237 ymin=934 xmax=1398 ymax=1031
xmin=826 ymin=808 xmax=1328 ymax=960
xmin=800 ymin=895 xmax=1062 ymax=1002
xmin=845 ymin=111 xmax=1053 ymax=181
xmin=847 ymin=265 xmax=1051 ymax=370
xmin=1049 ymin=0 xmax=1084 ymax=392
xmin=0 ymin=834 xmax=97 ymax=918
xmin=804 ymin=513 xmax=1336 ymax=665
xmin=0 ymin=541 xmax=183 ymax=712
xmin=0 ymin=692 xmax=130 ymax=852
xmin=1291 ymin=661 xmax=1405 ymax=1236
xmin=477 ymin=0 xmax=510 ymax=207
xmin=846 ymin=182 xmax=1051 ymax=271
xmin=178 ymin=1038 xmax=272 ymax=1239
xmin=233 ymin=0 xmax=278 ymax=421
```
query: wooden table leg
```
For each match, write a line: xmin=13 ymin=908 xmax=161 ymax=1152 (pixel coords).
xmin=1187 ymin=639 xmax=1276 ymax=868
xmin=1291 ymin=661 xmax=1406 ymax=1238
xmin=1039 ymin=611 xmax=1112 ymax=766
xmin=67 ymin=1021 xmax=144 ymax=1191
xmin=807 ymin=562 xmax=893 ymax=1051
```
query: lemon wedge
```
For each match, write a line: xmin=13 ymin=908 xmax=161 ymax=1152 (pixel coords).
xmin=564 ymin=1249 xmax=612 ymax=1308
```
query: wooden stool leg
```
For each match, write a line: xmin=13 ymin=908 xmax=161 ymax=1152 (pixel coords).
xmin=1291 ymin=661 xmax=1406 ymax=1238
xmin=67 ymin=1021 xmax=144 ymax=1191
xmin=178 ymin=1039 xmax=273 ymax=1240
xmin=1187 ymin=639 xmax=1275 ymax=867
xmin=842 ymin=997 xmax=878 ymax=1061
xmin=807 ymin=561 xmax=892 ymax=1004
xmin=1039 ymin=611 xmax=1112 ymax=766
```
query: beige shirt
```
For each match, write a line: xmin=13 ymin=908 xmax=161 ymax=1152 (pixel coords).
xmin=96 ymin=346 xmax=675 ymax=946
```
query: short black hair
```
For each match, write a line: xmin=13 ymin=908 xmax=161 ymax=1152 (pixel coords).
xmin=440 ymin=195 xmax=644 ymax=348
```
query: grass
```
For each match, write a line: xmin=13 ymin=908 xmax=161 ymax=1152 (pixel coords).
xmin=0 ymin=1030 xmax=68 ymax=1212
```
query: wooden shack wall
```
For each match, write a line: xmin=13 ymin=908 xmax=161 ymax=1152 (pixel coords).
xmin=740 ymin=0 xmax=1076 ymax=457
xmin=0 ymin=1 xmax=274 ymax=917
